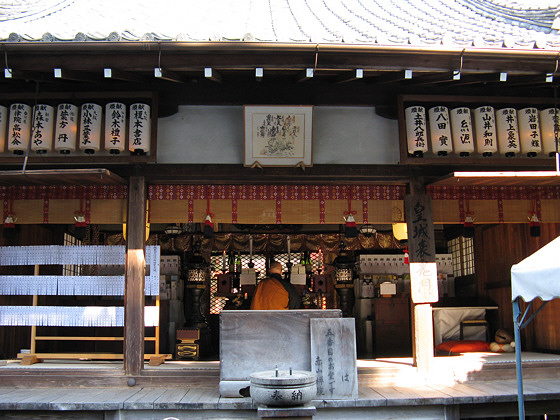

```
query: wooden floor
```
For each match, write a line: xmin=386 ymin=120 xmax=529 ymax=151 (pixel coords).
xmin=0 ymin=353 xmax=559 ymax=419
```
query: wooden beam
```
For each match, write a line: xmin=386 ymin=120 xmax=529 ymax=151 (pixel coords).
xmin=501 ymin=74 xmax=560 ymax=87
xmin=53 ymin=68 xmax=101 ymax=83
xmin=204 ymin=67 xmax=222 ymax=83
xmin=413 ymin=304 xmax=434 ymax=375
xmin=17 ymin=353 xmax=171 ymax=360
xmin=366 ymin=70 xmax=409 ymax=85
xmin=104 ymin=67 xmax=150 ymax=84
xmin=333 ymin=69 xmax=363 ymax=84
xmin=295 ymin=68 xmax=314 ymax=83
xmin=4 ymin=68 xmax=48 ymax=81
xmin=124 ymin=175 xmax=146 ymax=376
xmin=403 ymin=71 xmax=455 ymax=86
xmin=154 ymin=67 xmax=188 ymax=83
xmin=34 ymin=336 xmax=157 ymax=341
xmin=437 ymin=72 xmax=503 ymax=87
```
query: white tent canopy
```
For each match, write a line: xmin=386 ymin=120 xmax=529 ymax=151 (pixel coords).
xmin=512 ymin=235 xmax=560 ymax=302
xmin=511 ymin=235 xmax=560 ymax=419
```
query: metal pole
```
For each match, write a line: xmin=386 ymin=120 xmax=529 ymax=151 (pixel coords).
xmin=513 ymin=297 xmax=525 ymax=420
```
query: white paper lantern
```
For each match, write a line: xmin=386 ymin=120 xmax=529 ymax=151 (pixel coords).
xmin=104 ymin=102 xmax=126 ymax=154
xmin=31 ymin=104 xmax=54 ymax=154
xmin=473 ymin=106 xmax=497 ymax=157
xmin=539 ymin=108 xmax=560 ymax=157
xmin=7 ymin=103 xmax=31 ymax=155
xmin=450 ymin=107 xmax=474 ymax=156
xmin=79 ymin=103 xmax=102 ymax=154
xmin=54 ymin=103 xmax=78 ymax=154
xmin=129 ymin=103 xmax=151 ymax=155
xmin=428 ymin=106 xmax=453 ymax=156
xmin=0 ymin=105 xmax=7 ymax=153
xmin=404 ymin=106 xmax=428 ymax=156
xmin=495 ymin=108 xmax=520 ymax=157
xmin=518 ymin=107 xmax=542 ymax=157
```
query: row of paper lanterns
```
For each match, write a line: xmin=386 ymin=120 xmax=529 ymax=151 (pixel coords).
xmin=0 ymin=102 xmax=151 ymax=155
xmin=405 ymin=105 xmax=560 ymax=157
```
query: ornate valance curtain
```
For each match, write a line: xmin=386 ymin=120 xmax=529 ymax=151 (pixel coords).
xmin=2 ymin=184 xmax=559 ymax=225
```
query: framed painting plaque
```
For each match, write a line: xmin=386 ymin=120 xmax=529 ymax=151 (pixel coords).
xmin=244 ymin=105 xmax=313 ymax=167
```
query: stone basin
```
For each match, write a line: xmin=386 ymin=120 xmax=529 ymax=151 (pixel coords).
xmin=250 ymin=370 xmax=317 ymax=407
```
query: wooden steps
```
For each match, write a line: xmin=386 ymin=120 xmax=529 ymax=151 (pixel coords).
xmin=0 ymin=365 xmax=221 ymax=388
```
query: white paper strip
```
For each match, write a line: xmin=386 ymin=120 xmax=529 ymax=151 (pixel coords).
xmin=0 ymin=246 xmax=160 ymax=296
xmin=145 ymin=246 xmax=161 ymax=296
xmin=0 ymin=246 xmax=126 ymax=266
xmin=0 ymin=306 xmax=159 ymax=326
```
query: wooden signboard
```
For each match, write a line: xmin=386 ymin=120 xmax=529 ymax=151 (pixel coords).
xmin=405 ymin=193 xmax=436 ymax=263
xmin=310 ymin=318 xmax=358 ymax=399
xmin=405 ymin=193 xmax=438 ymax=304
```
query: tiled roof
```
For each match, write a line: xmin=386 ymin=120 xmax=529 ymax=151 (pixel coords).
xmin=0 ymin=0 xmax=559 ymax=49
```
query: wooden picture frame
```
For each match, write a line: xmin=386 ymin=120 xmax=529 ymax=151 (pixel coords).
xmin=244 ymin=105 xmax=313 ymax=167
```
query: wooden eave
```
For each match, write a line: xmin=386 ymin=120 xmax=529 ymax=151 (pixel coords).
xmin=0 ymin=42 xmax=559 ymax=102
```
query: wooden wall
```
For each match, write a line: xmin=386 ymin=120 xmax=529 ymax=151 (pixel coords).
xmin=475 ymin=223 xmax=560 ymax=352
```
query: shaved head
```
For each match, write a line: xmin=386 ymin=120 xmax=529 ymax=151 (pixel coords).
xmin=269 ymin=261 xmax=283 ymax=274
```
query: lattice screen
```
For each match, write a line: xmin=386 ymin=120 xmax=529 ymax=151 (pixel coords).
xmin=448 ymin=237 xmax=474 ymax=277
xmin=209 ymin=252 xmax=322 ymax=314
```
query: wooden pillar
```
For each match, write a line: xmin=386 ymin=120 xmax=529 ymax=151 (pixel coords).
xmin=124 ymin=175 xmax=146 ymax=375
xmin=406 ymin=177 xmax=437 ymax=375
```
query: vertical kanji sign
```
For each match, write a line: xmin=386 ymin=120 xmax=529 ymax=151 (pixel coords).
xmin=405 ymin=193 xmax=438 ymax=304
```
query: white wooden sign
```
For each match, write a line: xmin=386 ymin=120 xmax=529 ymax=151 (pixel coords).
xmin=310 ymin=318 xmax=358 ymax=399
xmin=410 ymin=262 xmax=439 ymax=304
